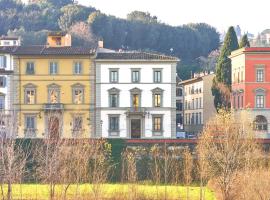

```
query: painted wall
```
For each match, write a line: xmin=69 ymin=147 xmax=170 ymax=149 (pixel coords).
xmin=15 ymin=55 xmax=94 ymax=138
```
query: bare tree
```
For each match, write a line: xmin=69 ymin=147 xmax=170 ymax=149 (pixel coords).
xmin=197 ymin=110 xmax=260 ymax=200
xmin=183 ymin=147 xmax=193 ymax=200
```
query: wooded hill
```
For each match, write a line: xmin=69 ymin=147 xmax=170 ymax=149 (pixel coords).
xmin=0 ymin=0 xmax=220 ymax=79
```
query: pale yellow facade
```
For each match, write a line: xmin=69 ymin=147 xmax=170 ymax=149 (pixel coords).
xmin=14 ymin=55 xmax=95 ymax=138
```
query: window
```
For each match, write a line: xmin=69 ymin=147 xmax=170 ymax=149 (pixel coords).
xmin=253 ymin=115 xmax=268 ymax=131
xmin=73 ymin=88 xmax=84 ymax=104
xmin=176 ymin=88 xmax=182 ymax=96
xmin=73 ymin=116 xmax=83 ymax=131
xmin=0 ymin=95 xmax=5 ymax=110
xmin=153 ymin=69 xmax=162 ymax=83
xmin=109 ymin=116 xmax=119 ymax=131
xmin=195 ymin=113 xmax=198 ymax=124
xmin=176 ymin=100 xmax=182 ymax=111
xmin=256 ymin=68 xmax=264 ymax=82
xmin=131 ymin=69 xmax=140 ymax=83
xmin=0 ymin=56 xmax=6 ymax=68
xmin=48 ymin=84 xmax=60 ymax=103
xmin=74 ymin=62 xmax=82 ymax=74
xmin=26 ymin=62 xmax=35 ymax=74
xmin=25 ymin=89 xmax=36 ymax=104
xmin=199 ymin=112 xmax=202 ymax=124
xmin=49 ymin=62 xmax=58 ymax=75
xmin=0 ymin=76 xmax=6 ymax=87
xmin=256 ymin=95 xmax=265 ymax=108
xmin=152 ymin=87 xmax=163 ymax=107
xmin=25 ymin=115 xmax=36 ymax=129
xmin=110 ymin=94 xmax=118 ymax=107
xmin=110 ymin=69 xmax=118 ymax=83
xmin=241 ymin=96 xmax=244 ymax=108
xmin=153 ymin=116 xmax=163 ymax=132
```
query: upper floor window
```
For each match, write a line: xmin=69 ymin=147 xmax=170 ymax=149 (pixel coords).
xmin=109 ymin=69 xmax=119 ymax=83
xmin=130 ymin=88 xmax=141 ymax=109
xmin=0 ymin=56 xmax=6 ymax=68
xmin=176 ymin=100 xmax=182 ymax=111
xmin=25 ymin=115 xmax=36 ymax=129
xmin=72 ymin=84 xmax=84 ymax=104
xmin=256 ymin=95 xmax=265 ymax=108
xmin=131 ymin=69 xmax=140 ymax=83
xmin=153 ymin=69 xmax=162 ymax=83
xmin=108 ymin=88 xmax=120 ymax=108
xmin=48 ymin=84 xmax=60 ymax=103
xmin=0 ymin=95 xmax=5 ymax=110
xmin=256 ymin=68 xmax=264 ymax=82
xmin=74 ymin=62 xmax=82 ymax=75
xmin=49 ymin=62 xmax=58 ymax=75
xmin=152 ymin=87 xmax=163 ymax=107
xmin=176 ymin=88 xmax=182 ymax=97
xmin=0 ymin=76 xmax=6 ymax=88
xmin=24 ymin=84 xmax=36 ymax=104
xmin=26 ymin=62 xmax=35 ymax=75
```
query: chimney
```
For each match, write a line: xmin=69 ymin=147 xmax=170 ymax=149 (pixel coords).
xmin=98 ymin=39 xmax=104 ymax=48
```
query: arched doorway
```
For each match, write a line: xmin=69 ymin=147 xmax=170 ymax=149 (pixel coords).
xmin=253 ymin=115 xmax=268 ymax=131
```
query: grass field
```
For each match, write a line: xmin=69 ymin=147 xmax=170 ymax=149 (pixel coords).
xmin=0 ymin=184 xmax=216 ymax=200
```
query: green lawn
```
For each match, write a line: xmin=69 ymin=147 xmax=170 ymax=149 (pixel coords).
xmin=0 ymin=184 xmax=216 ymax=200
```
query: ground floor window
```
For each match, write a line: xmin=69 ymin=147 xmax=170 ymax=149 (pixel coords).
xmin=253 ymin=115 xmax=268 ymax=131
xmin=153 ymin=115 xmax=163 ymax=132
xmin=109 ymin=115 xmax=119 ymax=132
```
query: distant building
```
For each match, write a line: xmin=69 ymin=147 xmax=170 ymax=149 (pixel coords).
xmin=0 ymin=36 xmax=21 ymax=47
xmin=95 ymin=52 xmax=179 ymax=138
xmin=230 ymin=47 xmax=270 ymax=138
xmin=176 ymin=75 xmax=184 ymax=137
xmin=181 ymin=73 xmax=216 ymax=136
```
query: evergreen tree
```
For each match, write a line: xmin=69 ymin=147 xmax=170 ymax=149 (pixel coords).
xmin=239 ymin=34 xmax=250 ymax=48
xmin=212 ymin=26 xmax=239 ymax=109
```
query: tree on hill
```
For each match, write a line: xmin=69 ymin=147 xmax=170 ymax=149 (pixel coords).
xmin=127 ymin=11 xmax=158 ymax=24
xmin=239 ymin=34 xmax=250 ymax=48
xmin=212 ymin=26 xmax=239 ymax=109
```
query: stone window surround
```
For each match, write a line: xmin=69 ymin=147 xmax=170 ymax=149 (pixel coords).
xmin=71 ymin=83 xmax=85 ymax=104
xmin=49 ymin=61 xmax=59 ymax=75
xmin=131 ymin=68 xmax=141 ymax=83
xmin=108 ymin=87 xmax=120 ymax=107
xmin=152 ymin=87 xmax=164 ymax=107
xmin=152 ymin=114 xmax=164 ymax=136
xmin=73 ymin=61 xmax=83 ymax=75
xmin=108 ymin=114 xmax=120 ymax=137
xmin=47 ymin=83 xmax=61 ymax=103
xmin=109 ymin=68 xmax=119 ymax=83
xmin=130 ymin=87 xmax=142 ymax=108
xmin=26 ymin=61 xmax=35 ymax=75
xmin=24 ymin=83 xmax=37 ymax=104
xmin=254 ymin=88 xmax=266 ymax=108
xmin=153 ymin=68 xmax=163 ymax=83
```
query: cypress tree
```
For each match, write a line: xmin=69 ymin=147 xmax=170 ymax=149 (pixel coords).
xmin=239 ymin=34 xmax=250 ymax=48
xmin=212 ymin=26 xmax=239 ymax=109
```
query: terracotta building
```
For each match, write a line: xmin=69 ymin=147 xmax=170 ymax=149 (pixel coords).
xmin=230 ymin=47 xmax=270 ymax=138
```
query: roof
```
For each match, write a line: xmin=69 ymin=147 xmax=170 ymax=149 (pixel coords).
xmin=0 ymin=36 xmax=19 ymax=40
xmin=230 ymin=47 xmax=270 ymax=58
xmin=13 ymin=45 xmax=96 ymax=55
xmin=0 ymin=46 xmax=18 ymax=54
xmin=180 ymin=73 xmax=215 ymax=85
xmin=47 ymin=31 xmax=68 ymax=37
xmin=96 ymin=52 xmax=179 ymax=61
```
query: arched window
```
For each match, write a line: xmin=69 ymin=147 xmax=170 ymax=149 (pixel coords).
xmin=253 ymin=115 xmax=268 ymax=131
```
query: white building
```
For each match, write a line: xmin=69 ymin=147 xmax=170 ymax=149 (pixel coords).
xmin=95 ymin=52 xmax=179 ymax=138
xmin=181 ymin=73 xmax=216 ymax=136
xmin=0 ymin=37 xmax=21 ymax=47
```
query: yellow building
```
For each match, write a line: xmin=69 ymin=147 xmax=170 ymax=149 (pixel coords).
xmin=13 ymin=33 xmax=96 ymax=138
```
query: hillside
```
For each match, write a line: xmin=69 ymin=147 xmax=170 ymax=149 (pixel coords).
xmin=0 ymin=0 xmax=220 ymax=79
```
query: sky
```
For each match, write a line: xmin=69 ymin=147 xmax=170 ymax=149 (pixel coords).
xmin=78 ymin=0 xmax=270 ymax=34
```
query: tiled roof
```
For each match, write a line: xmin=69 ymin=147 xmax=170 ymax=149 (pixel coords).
xmin=96 ymin=52 xmax=179 ymax=61
xmin=13 ymin=45 xmax=96 ymax=55
xmin=0 ymin=46 xmax=18 ymax=53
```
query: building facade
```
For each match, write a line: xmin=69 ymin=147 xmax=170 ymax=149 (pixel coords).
xmin=95 ymin=52 xmax=179 ymax=138
xmin=176 ymin=76 xmax=184 ymax=137
xmin=230 ymin=47 xmax=270 ymax=138
xmin=181 ymin=73 xmax=216 ymax=136
xmin=13 ymin=33 xmax=96 ymax=138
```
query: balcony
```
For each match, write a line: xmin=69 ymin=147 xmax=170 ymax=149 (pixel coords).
xmin=44 ymin=103 xmax=64 ymax=111
xmin=126 ymin=107 xmax=146 ymax=117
